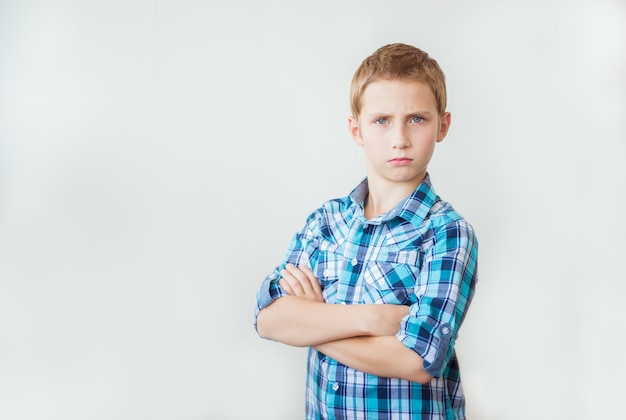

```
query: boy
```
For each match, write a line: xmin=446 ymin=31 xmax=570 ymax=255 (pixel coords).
xmin=254 ymin=43 xmax=478 ymax=419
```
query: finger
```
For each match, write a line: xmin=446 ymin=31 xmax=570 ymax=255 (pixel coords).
xmin=299 ymin=265 xmax=323 ymax=295
xmin=286 ymin=264 xmax=325 ymax=303
xmin=284 ymin=264 xmax=315 ymax=295
xmin=281 ymin=268 xmax=305 ymax=296
xmin=279 ymin=278 xmax=295 ymax=296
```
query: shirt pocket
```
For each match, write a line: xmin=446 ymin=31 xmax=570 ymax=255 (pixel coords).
xmin=361 ymin=248 xmax=422 ymax=305
xmin=361 ymin=262 xmax=416 ymax=305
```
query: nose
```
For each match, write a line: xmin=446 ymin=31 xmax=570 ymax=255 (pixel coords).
xmin=393 ymin=125 xmax=410 ymax=149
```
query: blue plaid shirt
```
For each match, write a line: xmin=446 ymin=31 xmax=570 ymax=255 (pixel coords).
xmin=255 ymin=175 xmax=478 ymax=419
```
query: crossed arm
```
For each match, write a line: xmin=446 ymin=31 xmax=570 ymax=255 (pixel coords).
xmin=256 ymin=264 xmax=433 ymax=384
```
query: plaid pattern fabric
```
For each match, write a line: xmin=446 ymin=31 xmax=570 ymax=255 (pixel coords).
xmin=255 ymin=174 xmax=478 ymax=419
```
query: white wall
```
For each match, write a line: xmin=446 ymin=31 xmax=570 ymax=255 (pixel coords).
xmin=1 ymin=1 xmax=625 ymax=419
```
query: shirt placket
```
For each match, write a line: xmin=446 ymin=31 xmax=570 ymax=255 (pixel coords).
xmin=338 ymin=216 xmax=371 ymax=304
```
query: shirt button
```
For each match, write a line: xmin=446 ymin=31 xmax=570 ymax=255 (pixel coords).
xmin=363 ymin=223 xmax=369 ymax=229
xmin=351 ymin=257 xmax=358 ymax=266
xmin=323 ymin=269 xmax=329 ymax=276
xmin=332 ymin=382 xmax=339 ymax=391
xmin=441 ymin=326 xmax=450 ymax=335
xmin=269 ymin=273 xmax=277 ymax=280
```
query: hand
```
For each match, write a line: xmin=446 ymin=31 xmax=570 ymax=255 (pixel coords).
xmin=279 ymin=263 xmax=325 ymax=303
xmin=370 ymin=304 xmax=411 ymax=336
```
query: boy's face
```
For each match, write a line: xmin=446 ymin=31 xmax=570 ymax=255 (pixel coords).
xmin=349 ymin=79 xmax=450 ymax=189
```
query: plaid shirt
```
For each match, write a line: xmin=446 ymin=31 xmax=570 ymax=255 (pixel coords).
xmin=255 ymin=175 xmax=478 ymax=419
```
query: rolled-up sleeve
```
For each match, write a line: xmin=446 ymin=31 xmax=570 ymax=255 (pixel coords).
xmin=253 ymin=212 xmax=321 ymax=333
xmin=397 ymin=217 xmax=478 ymax=377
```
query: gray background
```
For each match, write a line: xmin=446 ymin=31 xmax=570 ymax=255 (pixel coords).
xmin=1 ymin=1 xmax=625 ymax=419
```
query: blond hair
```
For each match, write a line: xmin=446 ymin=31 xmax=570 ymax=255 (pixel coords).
xmin=350 ymin=43 xmax=447 ymax=120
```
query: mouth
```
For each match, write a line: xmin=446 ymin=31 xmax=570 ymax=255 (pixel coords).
xmin=388 ymin=158 xmax=413 ymax=166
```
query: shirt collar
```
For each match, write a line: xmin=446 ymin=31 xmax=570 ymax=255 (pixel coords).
xmin=349 ymin=174 xmax=438 ymax=225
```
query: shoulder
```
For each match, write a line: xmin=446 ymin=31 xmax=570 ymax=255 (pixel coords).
xmin=306 ymin=195 xmax=352 ymax=219
xmin=301 ymin=195 xmax=355 ymax=235
xmin=428 ymin=199 xmax=477 ymax=243
xmin=300 ymin=179 xmax=365 ymax=236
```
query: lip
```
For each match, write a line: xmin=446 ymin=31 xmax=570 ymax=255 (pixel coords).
xmin=388 ymin=158 xmax=413 ymax=166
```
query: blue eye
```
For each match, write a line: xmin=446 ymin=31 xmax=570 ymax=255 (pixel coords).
xmin=411 ymin=116 xmax=424 ymax=123
xmin=375 ymin=117 xmax=388 ymax=125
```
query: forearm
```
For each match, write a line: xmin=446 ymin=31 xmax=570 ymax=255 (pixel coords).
xmin=257 ymin=296 xmax=406 ymax=347
xmin=315 ymin=336 xmax=432 ymax=384
xmin=257 ymin=296 xmax=368 ymax=346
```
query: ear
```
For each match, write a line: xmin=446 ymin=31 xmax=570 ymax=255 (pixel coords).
xmin=348 ymin=116 xmax=364 ymax=146
xmin=436 ymin=112 xmax=451 ymax=143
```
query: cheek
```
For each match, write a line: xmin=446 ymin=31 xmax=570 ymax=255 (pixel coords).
xmin=415 ymin=137 xmax=437 ymax=157
xmin=360 ymin=129 xmax=386 ymax=146
xmin=363 ymin=143 xmax=386 ymax=163
xmin=417 ymin=129 xmax=439 ymax=145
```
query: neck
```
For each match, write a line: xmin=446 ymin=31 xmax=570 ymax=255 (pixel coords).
xmin=364 ymin=175 xmax=424 ymax=219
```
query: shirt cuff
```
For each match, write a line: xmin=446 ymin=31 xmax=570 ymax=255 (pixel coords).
xmin=398 ymin=322 xmax=454 ymax=377
xmin=253 ymin=271 xmax=282 ymax=332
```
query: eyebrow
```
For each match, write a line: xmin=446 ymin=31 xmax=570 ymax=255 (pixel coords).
xmin=366 ymin=111 xmax=434 ymax=117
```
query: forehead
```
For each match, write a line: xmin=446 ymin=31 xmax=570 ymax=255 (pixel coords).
xmin=361 ymin=79 xmax=437 ymax=112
